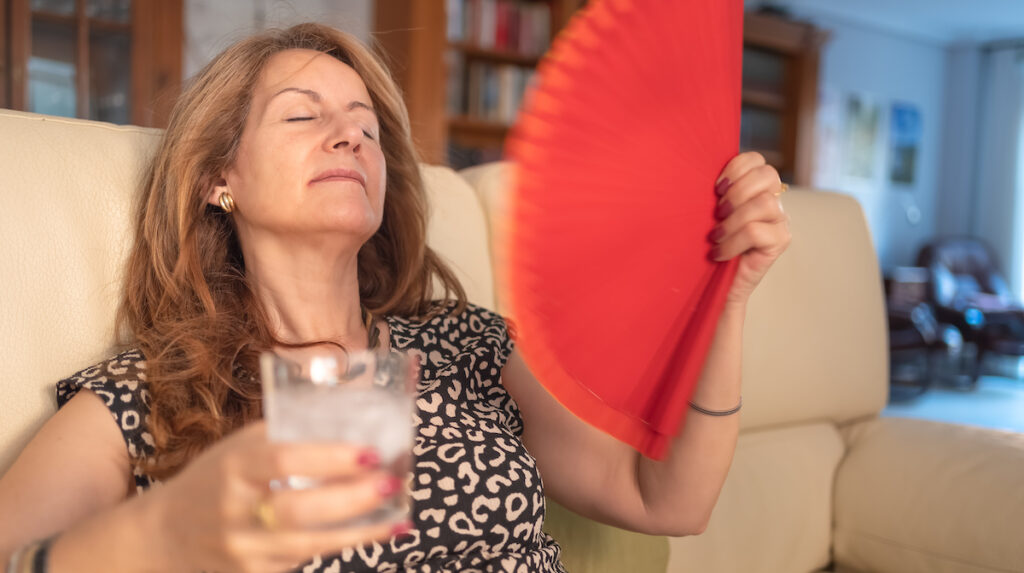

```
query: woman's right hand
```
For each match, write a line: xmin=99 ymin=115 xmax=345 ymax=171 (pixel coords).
xmin=147 ymin=421 xmax=408 ymax=573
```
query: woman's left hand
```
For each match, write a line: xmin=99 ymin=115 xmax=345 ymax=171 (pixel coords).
xmin=709 ymin=151 xmax=792 ymax=306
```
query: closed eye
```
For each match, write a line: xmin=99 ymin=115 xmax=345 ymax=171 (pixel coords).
xmin=363 ymin=129 xmax=376 ymax=140
xmin=285 ymin=117 xmax=314 ymax=122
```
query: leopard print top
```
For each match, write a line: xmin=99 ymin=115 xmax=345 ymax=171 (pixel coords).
xmin=55 ymin=302 xmax=566 ymax=572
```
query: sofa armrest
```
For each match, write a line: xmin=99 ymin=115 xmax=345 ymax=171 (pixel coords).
xmin=834 ymin=417 xmax=1024 ymax=573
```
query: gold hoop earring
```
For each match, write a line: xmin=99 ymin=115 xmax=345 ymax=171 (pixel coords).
xmin=218 ymin=192 xmax=235 ymax=213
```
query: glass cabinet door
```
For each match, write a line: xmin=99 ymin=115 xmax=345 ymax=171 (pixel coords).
xmin=740 ymin=46 xmax=789 ymax=171
xmin=28 ymin=13 xmax=77 ymax=117
xmin=89 ymin=28 xmax=131 ymax=123
xmin=30 ymin=0 xmax=75 ymax=15
xmin=7 ymin=0 xmax=181 ymax=127
xmin=22 ymin=0 xmax=133 ymax=122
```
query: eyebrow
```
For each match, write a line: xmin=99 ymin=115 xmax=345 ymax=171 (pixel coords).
xmin=269 ymin=87 xmax=377 ymax=116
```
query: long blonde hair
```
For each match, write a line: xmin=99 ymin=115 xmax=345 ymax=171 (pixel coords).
xmin=118 ymin=23 xmax=466 ymax=479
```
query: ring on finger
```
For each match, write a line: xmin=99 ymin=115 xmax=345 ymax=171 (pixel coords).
xmin=253 ymin=497 xmax=277 ymax=530
xmin=774 ymin=183 xmax=789 ymax=197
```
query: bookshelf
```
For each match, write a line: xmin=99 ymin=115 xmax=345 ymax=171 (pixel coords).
xmin=741 ymin=10 xmax=829 ymax=186
xmin=374 ymin=0 xmax=584 ymax=167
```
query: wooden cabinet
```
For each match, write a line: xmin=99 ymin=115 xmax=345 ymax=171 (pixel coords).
xmin=374 ymin=3 xmax=826 ymax=177
xmin=742 ymin=10 xmax=829 ymax=185
xmin=2 ymin=0 xmax=182 ymax=128
xmin=374 ymin=0 xmax=583 ymax=167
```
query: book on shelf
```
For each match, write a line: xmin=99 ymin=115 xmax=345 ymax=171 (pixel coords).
xmin=447 ymin=0 xmax=552 ymax=56
xmin=449 ymin=54 xmax=537 ymax=125
xmin=445 ymin=50 xmax=465 ymax=116
xmin=448 ymin=141 xmax=505 ymax=171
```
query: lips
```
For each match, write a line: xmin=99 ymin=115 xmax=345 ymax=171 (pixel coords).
xmin=310 ymin=168 xmax=366 ymax=187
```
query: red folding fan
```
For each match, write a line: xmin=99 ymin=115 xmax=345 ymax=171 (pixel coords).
xmin=502 ymin=0 xmax=743 ymax=459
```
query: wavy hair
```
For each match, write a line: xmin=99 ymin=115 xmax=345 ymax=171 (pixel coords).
xmin=118 ymin=23 xmax=466 ymax=479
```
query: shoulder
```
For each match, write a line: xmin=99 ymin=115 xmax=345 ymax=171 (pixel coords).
xmin=388 ymin=300 xmax=516 ymax=370
xmin=56 ymin=348 xmax=149 ymax=411
xmin=54 ymin=348 xmax=155 ymax=465
xmin=390 ymin=300 xmax=513 ymax=344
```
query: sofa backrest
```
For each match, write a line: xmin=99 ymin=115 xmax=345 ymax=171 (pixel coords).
xmin=0 ymin=109 xmax=495 ymax=473
xmin=459 ymin=162 xmax=889 ymax=435
xmin=1 ymin=108 xmax=890 ymax=476
xmin=1 ymin=110 xmax=158 ymax=473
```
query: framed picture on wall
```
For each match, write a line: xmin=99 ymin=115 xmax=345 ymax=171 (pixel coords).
xmin=842 ymin=92 xmax=882 ymax=181
xmin=889 ymin=101 xmax=922 ymax=186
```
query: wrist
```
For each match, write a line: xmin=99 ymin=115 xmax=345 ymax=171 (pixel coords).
xmin=48 ymin=491 xmax=170 ymax=573
xmin=722 ymin=298 xmax=748 ymax=316
xmin=134 ymin=489 xmax=174 ymax=573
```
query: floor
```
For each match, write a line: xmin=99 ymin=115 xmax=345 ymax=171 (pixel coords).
xmin=882 ymin=354 xmax=1024 ymax=433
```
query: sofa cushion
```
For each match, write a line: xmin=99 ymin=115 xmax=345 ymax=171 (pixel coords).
xmin=0 ymin=109 xmax=159 ymax=473
xmin=835 ymin=417 xmax=1024 ymax=573
xmin=667 ymin=422 xmax=843 ymax=573
xmin=457 ymin=162 xmax=513 ymax=311
xmin=544 ymin=498 xmax=669 ymax=573
xmin=420 ymin=164 xmax=495 ymax=309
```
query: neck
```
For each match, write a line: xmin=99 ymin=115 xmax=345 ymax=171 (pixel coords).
xmin=242 ymin=237 xmax=372 ymax=350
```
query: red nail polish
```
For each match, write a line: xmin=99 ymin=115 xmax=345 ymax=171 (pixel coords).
xmin=715 ymin=177 xmax=731 ymax=196
xmin=715 ymin=201 xmax=733 ymax=220
xmin=358 ymin=449 xmax=380 ymax=468
xmin=378 ymin=476 xmax=401 ymax=497
xmin=708 ymin=247 xmax=722 ymax=261
xmin=708 ymin=226 xmax=726 ymax=243
xmin=391 ymin=520 xmax=413 ymax=536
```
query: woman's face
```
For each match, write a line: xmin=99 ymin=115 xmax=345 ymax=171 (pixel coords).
xmin=215 ymin=48 xmax=386 ymax=249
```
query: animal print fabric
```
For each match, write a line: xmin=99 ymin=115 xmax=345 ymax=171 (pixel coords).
xmin=55 ymin=302 xmax=566 ymax=572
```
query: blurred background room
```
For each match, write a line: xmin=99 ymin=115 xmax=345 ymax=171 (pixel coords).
xmin=2 ymin=0 xmax=1022 ymax=432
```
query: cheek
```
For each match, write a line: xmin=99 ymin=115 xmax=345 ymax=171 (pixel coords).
xmin=231 ymin=140 xmax=301 ymax=205
xmin=368 ymin=149 xmax=387 ymax=209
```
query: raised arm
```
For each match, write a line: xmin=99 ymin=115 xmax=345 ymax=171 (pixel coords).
xmin=501 ymin=301 xmax=743 ymax=536
xmin=501 ymin=152 xmax=789 ymax=536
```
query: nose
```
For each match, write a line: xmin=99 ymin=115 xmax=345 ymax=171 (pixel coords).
xmin=328 ymin=120 xmax=364 ymax=153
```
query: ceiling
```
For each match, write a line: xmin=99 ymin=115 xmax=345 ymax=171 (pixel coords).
xmin=746 ymin=0 xmax=1024 ymax=44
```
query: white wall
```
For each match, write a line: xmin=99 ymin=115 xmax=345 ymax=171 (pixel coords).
xmin=746 ymin=3 xmax=949 ymax=271
xmin=936 ymin=45 xmax=983 ymax=239
xmin=185 ymin=0 xmax=373 ymax=79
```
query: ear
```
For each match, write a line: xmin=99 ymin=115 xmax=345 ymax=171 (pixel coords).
xmin=206 ymin=177 xmax=229 ymax=208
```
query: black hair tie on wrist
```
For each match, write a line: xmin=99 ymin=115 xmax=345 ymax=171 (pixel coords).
xmin=688 ymin=397 xmax=742 ymax=416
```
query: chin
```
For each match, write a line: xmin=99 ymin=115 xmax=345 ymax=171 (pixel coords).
xmin=316 ymin=210 xmax=381 ymax=238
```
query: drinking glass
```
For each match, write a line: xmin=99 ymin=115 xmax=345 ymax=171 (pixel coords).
xmin=260 ymin=348 xmax=417 ymax=528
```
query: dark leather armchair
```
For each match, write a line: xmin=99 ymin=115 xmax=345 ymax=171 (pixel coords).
xmin=917 ymin=237 xmax=1024 ymax=383
xmin=885 ymin=270 xmax=964 ymax=400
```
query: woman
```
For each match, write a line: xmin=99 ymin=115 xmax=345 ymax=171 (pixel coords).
xmin=0 ymin=23 xmax=790 ymax=573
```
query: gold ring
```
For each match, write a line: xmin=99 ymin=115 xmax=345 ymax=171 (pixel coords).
xmin=254 ymin=498 xmax=277 ymax=530
xmin=774 ymin=183 xmax=789 ymax=197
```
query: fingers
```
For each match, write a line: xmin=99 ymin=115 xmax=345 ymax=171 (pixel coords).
xmin=715 ymin=151 xmax=768 ymax=192
xmin=219 ymin=422 xmax=380 ymax=485
xmin=709 ymin=190 xmax=786 ymax=246
xmin=235 ymin=436 xmax=380 ymax=486
xmin=265 ymin=471 xmax=403 ymax=530
xmin=708 ymin=152 xmax=788 ymax=263
xmin=715 ymin=163 xmax=782 ymax=215
xmin=710 ymin=220 xmax=791 ymax=262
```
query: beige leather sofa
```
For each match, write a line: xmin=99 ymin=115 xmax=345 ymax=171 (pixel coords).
xmin=2 ymin=108 xmax=1023 ymax=573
